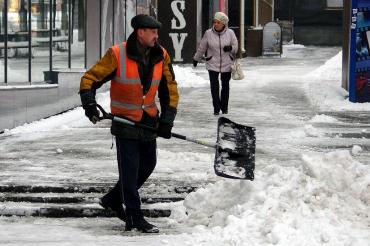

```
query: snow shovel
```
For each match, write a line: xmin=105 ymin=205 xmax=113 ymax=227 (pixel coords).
xmin=96 ymin=104 xmax=255 ymax=180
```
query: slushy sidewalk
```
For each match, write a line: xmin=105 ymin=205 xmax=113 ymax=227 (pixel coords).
xmin=1 ymin=45 xmax=369 ymax=246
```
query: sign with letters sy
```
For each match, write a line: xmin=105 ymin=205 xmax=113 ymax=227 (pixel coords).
xmin=158 ymin=0 xmax=197 ymax=63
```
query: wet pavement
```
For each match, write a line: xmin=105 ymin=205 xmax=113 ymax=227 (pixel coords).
xmin=1 ymin=45 xmax=370 ymax=240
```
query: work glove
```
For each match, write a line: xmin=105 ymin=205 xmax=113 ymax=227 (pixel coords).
xmin=84 ymin=103 xmax=100 ymax=124
xmin=223 ymin=45 xmax=232 ymax=52
xmin=80 ymin=90 xmax=100 ymax=124
xmin=192 ymin=60 xmax=198 ymax=67
xmin=157 ymin=121 xmax=173 ymax=139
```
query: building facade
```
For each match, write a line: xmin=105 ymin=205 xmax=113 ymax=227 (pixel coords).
xmin=274 ymin=0 xmax=343 ymax=45
xmin=0 ymin=0 xmax=159 ymax=85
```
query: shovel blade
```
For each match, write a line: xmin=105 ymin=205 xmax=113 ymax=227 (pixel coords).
xmin=214 ymin=117 xmax=256 ymax=180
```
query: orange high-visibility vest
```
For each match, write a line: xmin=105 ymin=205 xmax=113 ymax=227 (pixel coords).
xmin=110 ymin=42 xmax=163 ymax=122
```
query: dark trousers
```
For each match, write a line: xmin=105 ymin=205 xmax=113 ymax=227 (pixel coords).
xmin=208 ymin=70 xmax=231 ymax=113
xmin=102 ymin=137 xmax=157 ymax=213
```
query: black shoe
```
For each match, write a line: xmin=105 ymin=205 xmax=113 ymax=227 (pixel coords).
xmin=125 ymin=216 xmax=159 ymax=233
xmin=99 ymin=198 xmax=126 ymax=222
xmin=222 ymin=110 xmax=228 ymax=114
xmin=214 ymin=112 xmax=220 ymax=115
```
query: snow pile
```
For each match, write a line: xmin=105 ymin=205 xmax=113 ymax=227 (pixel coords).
xmin=173 ymin=65 xmax=209 ymax=88
xmin=171 ymin=150 xmax=370 ymax=246
xmin=303 ymin=124 xmax=324 ymax=137
xmin=351 ymin=145 xmax=363 ymax=156
xmin=281 ymin=44 xmax=306 ymax=58
xmin=306 ymin=51 xmax=342 ymax=81
xmin=3 ymin=107 xmax=87 ymax=135
xmin=302 ymin=150 xmax=370 ymax=199
xmin=304 ymin=51 xmax=370 ymax=111
xmin=284 ymin=44 xmax=305 ymax=49
xmin=3 ymin=92 xmax=111 ymax=135
xmin=309 ymin=114 xmax=339 ymax=123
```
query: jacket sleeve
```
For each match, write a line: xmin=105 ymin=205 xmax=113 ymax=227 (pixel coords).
xmin=79 ymin=48 xmax=117 ymax=107
xmin=80 ymin=48 xmax=117 ymax=93
xmin=158 ymin=48 xmax=179 ymax=125
xmin=193 ymin=31 xmax=209 ymax=62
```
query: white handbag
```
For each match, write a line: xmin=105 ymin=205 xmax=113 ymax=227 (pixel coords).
xmin=231 ymin=59 xmax=244 ymax=80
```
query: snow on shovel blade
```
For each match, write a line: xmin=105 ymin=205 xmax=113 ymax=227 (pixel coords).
xmin=214 ymin=117 xmax=256 ymax=180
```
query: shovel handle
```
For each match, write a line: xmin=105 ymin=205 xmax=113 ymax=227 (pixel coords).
xmin=171 ymin=133 xmax=216 ymax=148
xmin=96 ymin=104 xmax=155 ymax=131
xmin=96 ymin=104 xmax=216 ymax=148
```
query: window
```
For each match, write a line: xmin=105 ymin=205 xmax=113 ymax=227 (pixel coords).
xmin=327 ymin=0 xmax=343 ymax=8
xmin=0 ymin=0 xmax=86 ymax=85
xmin=137 ymin=0 xmax=149 ymax=15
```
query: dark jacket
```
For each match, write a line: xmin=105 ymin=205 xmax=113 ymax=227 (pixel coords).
xmin=80 ymin=33 xmax=179 ymax=140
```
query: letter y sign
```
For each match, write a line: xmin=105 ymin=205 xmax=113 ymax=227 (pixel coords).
xmin=169 ymin=33 xmax=188 ymax=62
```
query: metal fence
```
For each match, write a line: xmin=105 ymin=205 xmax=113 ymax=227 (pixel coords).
xmin=0 ymin=0 xmax=87 ymax=84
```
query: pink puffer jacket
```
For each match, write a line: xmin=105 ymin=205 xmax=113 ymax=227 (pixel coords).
xmin=193 ymin=27 xmax=238 ymax=73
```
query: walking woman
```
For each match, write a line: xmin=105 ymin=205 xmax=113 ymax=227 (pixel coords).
xmin=193 ymin=12 xmax=238 ymax=115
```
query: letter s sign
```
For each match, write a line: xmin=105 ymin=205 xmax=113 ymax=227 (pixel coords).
xmin=171 ymin=0 xmax=186 ymax=30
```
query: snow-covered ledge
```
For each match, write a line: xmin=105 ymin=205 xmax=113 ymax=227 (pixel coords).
xmin=0 ymin=69 xmax=85 ymax=132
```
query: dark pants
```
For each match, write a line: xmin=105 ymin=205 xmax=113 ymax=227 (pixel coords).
xmin=102 ymin=137 xmax=157 ymax=213
xmin=208 ymin=70 xmax=231 ymax=114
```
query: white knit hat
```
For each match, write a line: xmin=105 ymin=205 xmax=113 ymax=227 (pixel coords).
xmin=214 ymin=12 xmax=229 ymax=25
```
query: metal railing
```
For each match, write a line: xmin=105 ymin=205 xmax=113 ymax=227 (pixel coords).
xmin=1 ymin=0 xmax=87 ymax=85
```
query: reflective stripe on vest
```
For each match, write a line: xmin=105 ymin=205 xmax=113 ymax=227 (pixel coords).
xmin=113 ymin=44 xmax=161 ymax=86
xmin=110 ymin=42 xmax=163 ymax=122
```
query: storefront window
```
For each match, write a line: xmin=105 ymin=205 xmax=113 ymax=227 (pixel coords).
xmin=149 ymin=0 xmax=158 ymax=18
xmin=114 ymin=0 xmax=125 ymax=44
xmin=51 ymin=0 xmax=69 ymax=69
xmin=125 ymin=0 xmax=135 ymax=39
xmin=7 ymin=0 xmax=29 ymax=83
xmin=101 ymin=0 xmax=112 ymax=54
xmin=327 ymin=0 xmax=343 ymax=8
xmin=71 ymin=0 xmax=85 ymax=68
xmin=31 ymin=0 xmax=52 ymax=81
xmin=0 ymin=0 xmax=85 ymax=84
xmin=137 ymin=0 xmax=149 ymax=15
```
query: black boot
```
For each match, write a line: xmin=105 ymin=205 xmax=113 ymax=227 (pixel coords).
xmin=125 ymin=209 xmax=159 ymax=233
xmin=99 ymin=196 xmax=126 ymax=222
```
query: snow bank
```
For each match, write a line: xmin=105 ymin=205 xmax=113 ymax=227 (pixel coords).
xmin=306 ymin=51 xmax=342 ymax=82
xmin=3 ymin=92 xmax=111 ymax=135
xmin=309 ymin=114 xmax=339 ymax=123
xmin=173 ymin=65 xmax=209 ymax=88
xmin=304 ymin=51 xmax=370 ymax=111
xmin=171 ymin=150 xmax=370 ymax=246
xmin=281 ymin=44 xmax=306 ymax=58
